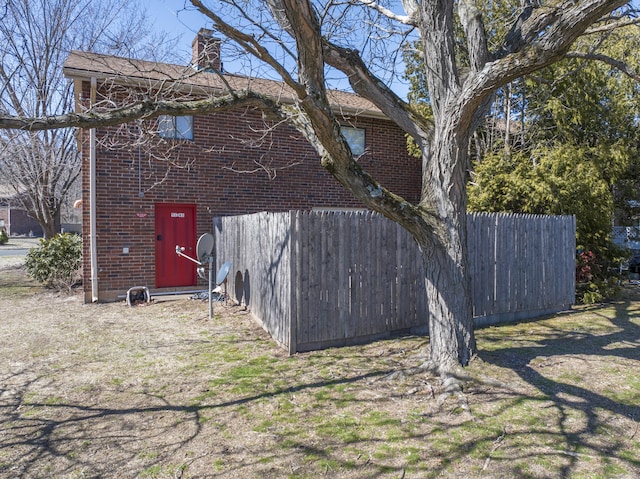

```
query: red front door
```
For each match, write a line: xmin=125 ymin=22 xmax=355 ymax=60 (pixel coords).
xmin=155 ymin=203 xmax=197 ymax=288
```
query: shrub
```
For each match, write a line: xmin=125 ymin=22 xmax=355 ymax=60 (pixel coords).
xmin=575 ymin=249 xmax=622 ymax=304
xmin=25 ymin=233 xmax=82 ymax=290
xmin=576 ymin=250 xmax=599 ymax=283
xmin=576 ymin=278 xmax=620 ymax=305
xmin=0 ymin=228 xmax=8 ymax=245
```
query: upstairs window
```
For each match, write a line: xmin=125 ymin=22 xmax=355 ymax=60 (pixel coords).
xmin=158 ymin=115 xmax=194 ymax=140
xmin=340 ymin=126 xmax=365 ymax=156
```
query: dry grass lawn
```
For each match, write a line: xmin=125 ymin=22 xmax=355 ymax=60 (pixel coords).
xmin=0 ymin=264 xmax=639 ymax=478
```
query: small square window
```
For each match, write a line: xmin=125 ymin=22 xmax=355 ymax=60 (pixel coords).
xmin=158 ymin=115 xmax=193 ymax=140
xmin=340 ymin=126 xmax=365 ymax=156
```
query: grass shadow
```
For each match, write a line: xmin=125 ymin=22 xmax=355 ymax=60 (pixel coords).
xmin=476 ymin=289 xmax=640 ymax=477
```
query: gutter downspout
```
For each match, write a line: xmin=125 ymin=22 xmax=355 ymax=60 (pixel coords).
xmin=90 ymin=77 xmax=99 ymax=302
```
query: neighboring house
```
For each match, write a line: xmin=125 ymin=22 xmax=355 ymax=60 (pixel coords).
xmin=0 ymin=202 xmax=7 ymax=234
xmin=63 ymin=29 xmax=422 ymax=303
xmin=612 ymin=201 xmax=640 ymax=254
xmin=0 ymin=187 xmax=44 ymax=237
xmin=613 ymin=226 xmax=640 ymax=252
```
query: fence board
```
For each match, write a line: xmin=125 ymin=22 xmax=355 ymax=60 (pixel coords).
xmin=301 ymin=212 xmax=311 ymax=344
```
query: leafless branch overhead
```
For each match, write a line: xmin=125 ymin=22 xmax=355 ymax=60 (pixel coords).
xmin=0 ymin=91 xmax=285 ymax=131
xmin=566 ymin=51 xmax=640 ymax=81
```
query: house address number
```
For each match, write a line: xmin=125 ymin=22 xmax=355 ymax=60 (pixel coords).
xmin=171 ymin=212 xmax=185 ymax=218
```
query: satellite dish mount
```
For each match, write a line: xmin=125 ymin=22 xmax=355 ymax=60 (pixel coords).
xmin=176 ymin=233 xmax=215 ymax=319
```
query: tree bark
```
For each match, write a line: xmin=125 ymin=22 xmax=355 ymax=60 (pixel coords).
xmin=416 ymin=106 xmax=478 ymax=370
xmin=421 ymin=231 xmax=475 ymax=371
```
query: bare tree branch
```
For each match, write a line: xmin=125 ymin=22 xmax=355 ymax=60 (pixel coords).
xmin=463 ymin=0 xmax=629 ymax=123
xmin=356 ymin=0 xmax=416 ymax=25
xmin=0 ymin=91 xmax=285 ymax=131
xmin=566 ymin=51 xmax=640 ymax=81
xmin=458 ymin=0 xmax=490 ymax=73
xmin=268 ymin=0 xmax=326 ymax=96
xmin=585 ymin=10 xmax=640 ymax=34
xmin=321 ymin=40 xmax=432 ymax=145
xmin=223 ymin=156 xmax=303 ymax=180
xmin=190 ymin=0 xmax=303 ymax=95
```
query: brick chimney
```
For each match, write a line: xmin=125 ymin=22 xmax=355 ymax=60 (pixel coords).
xmin=192 ymin=28 xmax=222 ymax=72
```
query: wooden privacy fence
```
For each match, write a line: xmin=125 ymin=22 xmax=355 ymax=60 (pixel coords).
xmin=214 ymin=211 xmax=575 ymax=353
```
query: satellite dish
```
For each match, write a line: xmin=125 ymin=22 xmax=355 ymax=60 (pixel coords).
xmin=196 ymin=233 xmax=214 ymax=263
xmin=216 ymin=261 xmax=233 ymax=285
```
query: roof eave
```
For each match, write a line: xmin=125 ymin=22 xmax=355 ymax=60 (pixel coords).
xmin=63 ymin=66 xmax=388 ymax=121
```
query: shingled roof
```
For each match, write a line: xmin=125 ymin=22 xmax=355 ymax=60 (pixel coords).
xmin=63 ymin=50 xmax=386 ymax=120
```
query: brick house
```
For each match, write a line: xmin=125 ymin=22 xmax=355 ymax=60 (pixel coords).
xmin=63 ymin=30 xmax=421 ymax=303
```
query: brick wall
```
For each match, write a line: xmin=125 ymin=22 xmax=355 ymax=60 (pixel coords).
xmin=79 ymin=81 xmax=422 ymax=301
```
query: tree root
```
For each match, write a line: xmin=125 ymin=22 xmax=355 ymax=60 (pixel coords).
xmin=377 ymin=351 xmax=518 ymax=420
xmin=379 ymin=359 xmax=477 ymax=417
xmin=383 ymin=362 xmax=434 ymax=382
xmin=437 ymin=373 xmax=473 ymax=418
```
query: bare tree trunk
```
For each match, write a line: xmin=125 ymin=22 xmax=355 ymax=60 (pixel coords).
xmin=39 ymin=205 xmax=61 ymax=239
xmin=504 ymin=82 xmax=512 ymax=156
xmin=416 ymin=118 xmax=477 ymax=370
xmin=420 ymin=228 xmax=475 ymax=371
